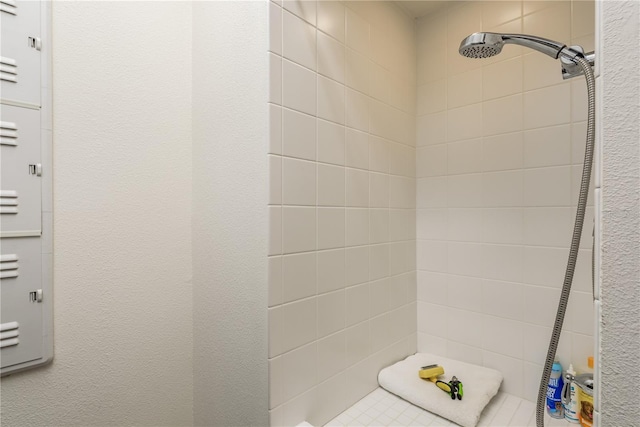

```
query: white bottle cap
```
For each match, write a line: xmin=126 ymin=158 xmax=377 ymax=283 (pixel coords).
xmin=567 ymin=363 xmax=576 ymax=376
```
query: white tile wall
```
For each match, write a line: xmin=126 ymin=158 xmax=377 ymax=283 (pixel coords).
xmin=416 ymin=0 xmax=595 ymax=401
xmin=269 ymin=1 xmax=416 ymax=425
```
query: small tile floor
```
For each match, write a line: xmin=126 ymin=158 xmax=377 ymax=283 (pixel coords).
xmin=324 ymin=388 xmax=574 ymax=427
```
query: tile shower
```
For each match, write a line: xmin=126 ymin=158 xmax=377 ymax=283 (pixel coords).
xmin=267 ymin=1 xmax=595 ymax=425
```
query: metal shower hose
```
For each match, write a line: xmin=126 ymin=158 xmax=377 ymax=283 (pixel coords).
xmin=535 ymin=56 xmax=596 ymax=427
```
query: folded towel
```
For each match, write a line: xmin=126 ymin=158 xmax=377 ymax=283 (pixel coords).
xmin=378 ymin=353 xmax=503 ymax=427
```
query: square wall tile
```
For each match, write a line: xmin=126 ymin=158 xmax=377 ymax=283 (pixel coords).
xmin=523 ymin=124 xmax=571 ymax=168
xmin=346 ymin=9 xmax=370 ymax=57
xmin=448 ymin=138 xmax=482 ymax=175
xmin=447 ymin=274 xmax=483 ymax=312
xmin=269 ymin=155 xmax=282 ymax=205
xmin=448 ymin=68 xmax=482 ymax=109
xmin=283 ymin=59 xmax=317 ymax=116
xmin=418 ymin=80 xmax=447 ymax=114
xmin=482 ymin=208 xmax=523 ymax=245
xmin=270 ymin=53 xmax=282 ymax=105
xmin=345 ymin=246 xmax=369 ymax=286
xmin=447 ymin=103 xmax=482 ymax=142
xmin=317 ymin=207 xmax=346 ymax=250
xmin=269 ymin=3 xmax=283 ymax=56
xmin=482 ymin=132 xmax=524 ymax=172
xmin=318 ymin=248 xmax=346 ymax=294
xmin=346 ymin=321 xmax=371 ymax=366
xmin=346 ymin=168 xmax=369 ymax=207
xmin=283 ymin=10 xmax=317 ymax=70
xmin=448 ymin=208 xmax=483 ymax=242
xmin=283 ymin=252 xmax=317 ymax=303
xmin=269 ymin=104 xmax=283 ymax=155
xmin=417 ymin=112 xmax=447 ymax=146
xmin=345 ymin=129 xmax=369 ymax=170
xmin=369 ymin=172 xmax=389 ymax=208
xmin=317 ymin=0 xmax=345 ymax=43
xmin=269 ymin=256 xmax=283 ymax=307
xmin=317 ymin=331 xmax=347 ymax=381
xmin=282 ymin=297 xmax=317 ymax=352
xmin=482 ymin=244 xmax=523 ymax=283
xmin=417 ymin=144 xmax=447 ymax=178
xmin=269 ymin=356 xmax=284 ymax=408
xmin=283 ymin=157 xmax=317 ymax=206
xmin=345 ymin=88 xmax=369 ymax=132
xmin=282 ymin=341 xmax=317 ymax=401
xmin=369 ymin=135 xmax=390 ymax=173
xmin=448 ymin=174 xmax=483 ymax=208
xmin=483 ymin=56 xmax=523 ymax=100
xmin=523 ymin=53 xmax=564 ymax=91
xmin=369 ymin=209 xmax=389 ymax=244
xmin=283 ymin=0 xmax=316 ymax=25
xmin=317 ymin=31 xmax=345 ymax=83
xmin=416 ymin=177 xmax=447 ymax=208
xmin=482 ymin=94 xmax=523 ymax=137
xmin=269 ymin=206 xmax=282 ymax=256
xmin=318 ymin=290 xmax=346 ymax=338
xmin=524 ymin=166 xmax=571 ymax=207
xmin=417 ymin=209 xmax=447 ymax=240
xmin=482 ymin=279 xmax=523 ymax=321
xmin=345 ymin=208 xmax=369 ymax=246
xmin=318 ymin=76 xmax=345 ymax=125
xmin=317 ymin=164 xmax=345 ymax=207
xmin=346 ymin=48 xmax=371 ymax=95
xmin=346 ymin=283 xmax=370 ymax=326
xmin=283 ymin=206 xmax=316 ymax=254
xmin=269 ymin=306 xmax=284 ymax=358
xmin=523 ymin=207 xmax=572 ymax=247
xmin=283 ymin=106 xmax=316 ymax=161
xmin=482 ymin=170 xmax=523 ymax=207
xmin=317 ymin=119 xmax=345 ymax=166
xmin=524 ymin=83 xmax=571 ymax=130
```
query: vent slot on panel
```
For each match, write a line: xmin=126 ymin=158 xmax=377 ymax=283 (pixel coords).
xmin=0 ymin=0 xmax=17 ymax=15
xmin=0 ymin=190 xmax=18 ymax=215
xmin=0 ymin=322 xmax=19 ymax=348
xmin=0 ymin=121 xmax=18 ymax=146
xmin=0 ymin=254 xmax=18 ymax=279
xmin=0 ymin=56 xmax=17 ymax=83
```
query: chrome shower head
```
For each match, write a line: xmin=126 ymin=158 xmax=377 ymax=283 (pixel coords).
xmin=458 ymin=32 xmax=504 ymax=58
xmin=459 ymin=32 xmax=568 ymax=60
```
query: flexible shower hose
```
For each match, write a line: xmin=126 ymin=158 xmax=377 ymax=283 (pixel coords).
xmin=535 ymin=55 xmax=596 ymax=427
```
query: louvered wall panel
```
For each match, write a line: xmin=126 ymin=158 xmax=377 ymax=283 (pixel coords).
xmin=0 ymin=56 xmax=17 ymax=83
xmin=0 ymin=120 xmax=18 ymax=145
xmin=0 ymin=105 xmax=41 ymax=236
xmin=0 ymin=322 xmax=19 ymax=348
xmin=0 ymin=0 xmax=40 ymax=105
xmin=0 ymin=253 xmax=18 ymax=279
xmin=0 ymin=0 xmax=17 ymax=15
xmin=0 ymin=237 xmax=43 ymax=369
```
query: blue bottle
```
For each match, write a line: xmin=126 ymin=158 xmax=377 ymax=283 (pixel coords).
xmin=546 ymin=361 xmax=565 ymax=418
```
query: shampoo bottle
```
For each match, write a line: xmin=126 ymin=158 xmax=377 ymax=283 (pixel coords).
xmin=562 ymin=364 xmax=580 ymax=423
xmin=546 ymin=361 xmax=564 ymax=418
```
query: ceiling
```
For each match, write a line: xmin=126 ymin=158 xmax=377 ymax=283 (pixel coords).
xmin=395 ymin=1 xmax=449 ymax=18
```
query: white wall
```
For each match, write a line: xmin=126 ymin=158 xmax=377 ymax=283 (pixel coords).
xmin=192 ymin=2 xmax=269 ymax=426
xmin=415 ymin=0 xmax=596 ymax=401
xmin=1 ymin=2 xmax=194 ymax=425
xmin=267 ymin=1 xmax=417 ymax=425
xmin=599 ymin=0 xmax=640 ymax=425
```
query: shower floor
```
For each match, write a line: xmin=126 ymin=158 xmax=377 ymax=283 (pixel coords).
xmin=324 ymin=388 xmax=574 ymax=427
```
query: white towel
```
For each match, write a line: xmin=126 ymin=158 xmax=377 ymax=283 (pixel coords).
xmin=378 ymin=353 xmax=503 ymax=427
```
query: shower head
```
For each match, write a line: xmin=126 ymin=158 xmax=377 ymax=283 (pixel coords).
xmin=459 ymin=32 xmax=568 ymax=60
